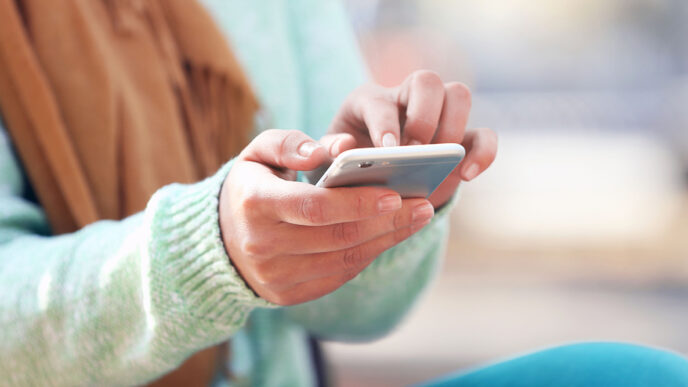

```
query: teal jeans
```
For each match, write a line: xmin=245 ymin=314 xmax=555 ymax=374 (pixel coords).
xmin=421 ymin=343 xmax=688 ymax=387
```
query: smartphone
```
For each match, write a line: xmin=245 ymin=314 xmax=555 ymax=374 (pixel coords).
xmin=307 ymin=143 xmax=465 ymax=198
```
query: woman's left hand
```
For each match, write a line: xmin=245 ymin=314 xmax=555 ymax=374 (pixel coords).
xmin=323 ymin=70 xmax=498 ymax=208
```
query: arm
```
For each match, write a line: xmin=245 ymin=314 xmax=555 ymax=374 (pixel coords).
xmin=258 ymin=1 xmax=449 ymax=341
xmin=277 ymin=2 xmax=497 ymax=341
xmin=189 ymin=0 xmax=492 ymax=344
xmin=0 ymin=127 xmax=268 ymax=386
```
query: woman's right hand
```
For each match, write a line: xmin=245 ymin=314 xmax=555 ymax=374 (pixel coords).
xmin=219 ymin=129 xmax=436 ymax=306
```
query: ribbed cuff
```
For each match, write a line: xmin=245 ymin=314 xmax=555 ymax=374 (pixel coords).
xmin=147 ymin=160 xmax=274 ymax=329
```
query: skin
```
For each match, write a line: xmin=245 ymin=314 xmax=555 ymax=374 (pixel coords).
xmin=220 ymin=70 xmax=497 ymax=306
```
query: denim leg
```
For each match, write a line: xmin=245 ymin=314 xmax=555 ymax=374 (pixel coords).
xmin=419 ymin=342 xmax=688 ymax=387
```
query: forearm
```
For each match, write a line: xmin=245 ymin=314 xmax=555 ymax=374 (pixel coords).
xmin=0 ymin=162 xmax=269 ymax=386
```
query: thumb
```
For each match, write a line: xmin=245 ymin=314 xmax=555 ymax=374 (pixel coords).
xmin=241 ymin=129 xmax=329 ymax=171
xmin=318 ymin=133 xmax=357 ymax=157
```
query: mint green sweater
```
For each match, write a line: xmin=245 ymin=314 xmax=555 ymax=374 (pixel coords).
xmin=0 ymin=1 xmax=451 ymax=386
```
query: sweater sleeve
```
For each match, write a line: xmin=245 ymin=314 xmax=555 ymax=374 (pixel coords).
xmin=0 ymin=127 xmax=271 ymax=386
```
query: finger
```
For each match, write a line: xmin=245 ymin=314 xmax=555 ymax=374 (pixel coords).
xmin=353 ymin=87 xmax=402 ymax=148
xmin=258 ymin=180 xmax=403 ymax=226
xmin=398 ymin=70 xmax=445 ymax=145
xmin=258 ymin=216 xmax=432 ymax=288
xmin=319 ymin=133 xmax=358 ymax=157
xmin=433 ymin=82 xmax=472 ymax=144
xmin=459 ymin=128 xmax=498 ymax=181
xmin=272 ymin=198 xmax=433 ymax=254
xmin=241 ymin=129 xmax=329 ymax=171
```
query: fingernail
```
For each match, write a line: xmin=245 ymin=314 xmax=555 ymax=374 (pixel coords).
xmin=382 ymin=133 xmax=397 ymax=147
xmin=378 ymin=194 xmax=402 ymax=212
xmin=408 ymin=139 xmax=422 ymax=146
xmin=463 ymin=163 xmax=480 ymax=181
xmin=298 ymin=141 xmax=320 ymax=157
xmin=412 ymin=202 xmax=434 ymax=223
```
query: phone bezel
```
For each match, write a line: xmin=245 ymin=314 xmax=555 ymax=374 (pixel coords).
xmin=315 ymin=143 xmax=465 ymax=192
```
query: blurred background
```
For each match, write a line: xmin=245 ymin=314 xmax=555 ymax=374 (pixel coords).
xmin=327 ymin=1 xmax=688 ymax=385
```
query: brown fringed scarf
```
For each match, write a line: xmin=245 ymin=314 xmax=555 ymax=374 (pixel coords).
xmin=0 ymin=0 xmax=258 ymax=385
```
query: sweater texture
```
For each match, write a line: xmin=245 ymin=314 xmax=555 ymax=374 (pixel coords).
xmin=0 ymin=1 xmax=453 ymax=385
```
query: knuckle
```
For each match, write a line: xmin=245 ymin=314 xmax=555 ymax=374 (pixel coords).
xmin=445 ymin=82 xmax=472 ymax=105
xmin=283 ymin=129 xmax=304 ymax=144
xmin=345 ymin=87 xmax=366 ymax=110
xmin=341 ymin=246 xmax=364 ymax=271
xmin=473 ymin=128 xmax=499 ymax=159
xmin=261 ymin=128 xmax=279 ymax=137
xmin=392 ymin=208 xmax=406 ymax=230
xmin=358 ymin=91 xmax=396 ymax=121
xmin=258 ymin=129 xmax=280 ymax=143
xmin=379 ymin=107 xmax=399 ymax=123
xmin=277 ymin=129 xmax=300 ymax=164
xmin=367 ymin=90 xmax=393 ymax=106
xmin=354 ymin=83 xmax=386 ymax=99
xmin=352 ymin=84 xmax=372 ymax=98
xmin=298 ymin=196 xmax=325 ymax=224
xmin=240 ymin=236 xmax=268 ymax=258
xmin=249 ymin=264 xmax=269 ymax=285
xmin=250 ymin=262 xmax=277 ymax=285
xmin=412 ymin=70 xmax=443 ymax=89
xmin=482 ymin=127 xmax=499 ymax=144
xmin=239 ymin=188 xmax=263 ymax=213
xmin=405 ymin=114 xmax=436 ymax=133
xmin=332 ymin=222 xmax=360 ymax=246
xmin=362 ymin=94 xmax=394 ymax=114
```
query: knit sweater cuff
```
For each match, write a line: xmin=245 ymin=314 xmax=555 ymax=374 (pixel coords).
xmin=146 ymin=160 xmax=274 ymax=330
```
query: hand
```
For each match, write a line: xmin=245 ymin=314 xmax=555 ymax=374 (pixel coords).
xmin=325 ymin=70 xmax=498 ymax=208
xmin=219 ymin=129 xmax=436 ymax=305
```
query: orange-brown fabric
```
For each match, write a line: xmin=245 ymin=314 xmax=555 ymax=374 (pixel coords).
xmin=0 ymin=0 xmax=257 ymax=232
xmin=0 ymin=0 xmax=257 ymax=384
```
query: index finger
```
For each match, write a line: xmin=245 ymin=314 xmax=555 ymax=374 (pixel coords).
xmin=351 ymin=86 xmax=401 ymax=148
xmin=399 ymin=70 xmax=445 ymax=145
xmin=260 ymin=179 xmax=403 ymax=226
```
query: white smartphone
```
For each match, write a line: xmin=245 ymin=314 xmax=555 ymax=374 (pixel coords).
xmin=307 ymin=143 xmax=465 ymax=198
